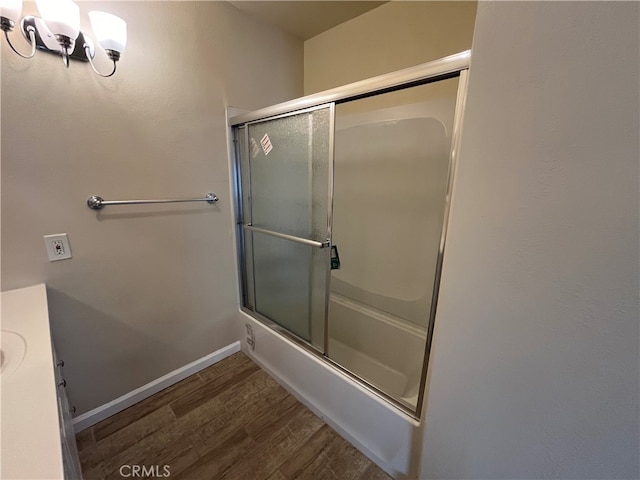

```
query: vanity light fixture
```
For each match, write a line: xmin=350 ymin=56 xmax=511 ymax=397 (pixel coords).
xmin=0 ymin=0 xmax=126 ymax=77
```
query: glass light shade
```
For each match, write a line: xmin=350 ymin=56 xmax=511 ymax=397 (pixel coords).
xmin=0 ymin=0 xmax=22 ymax=22
xmin=36 ymin=0 xmax=80 ymax=39
xmin=88 ymin=11 xmax=126 ymax=54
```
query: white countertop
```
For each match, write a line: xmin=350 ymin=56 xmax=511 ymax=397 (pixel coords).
xmin=1 ymin=284 xmax=65 ymax=479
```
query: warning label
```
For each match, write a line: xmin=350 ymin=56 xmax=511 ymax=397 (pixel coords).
xmin=260 ymin=134 xmax=273 ymax=155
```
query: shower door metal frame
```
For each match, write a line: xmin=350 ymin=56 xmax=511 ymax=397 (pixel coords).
xmin=231 ymin=50 xmax=471 ymax=419
xmin=236 ymin=103 xmax=335 ymax=353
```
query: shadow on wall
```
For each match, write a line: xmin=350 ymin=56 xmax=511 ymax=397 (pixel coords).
xmin=46 ymin=287 xmax=181 ymax=415
xmin=93 ymin=205 xmax=221 ymax=222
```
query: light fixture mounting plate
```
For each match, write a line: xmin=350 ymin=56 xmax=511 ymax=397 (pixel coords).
xmin=20 ymin=16 xmax=94 ymax=61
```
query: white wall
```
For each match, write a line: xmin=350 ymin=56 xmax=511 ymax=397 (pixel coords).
xmin=1 ymin=1 xmax=302 ymax=415
xmin=421 ymin=2 xmax=639 ymax=478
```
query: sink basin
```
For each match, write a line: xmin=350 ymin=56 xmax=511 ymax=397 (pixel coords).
xmin=1 ymin=330 xmax=27 ymax=378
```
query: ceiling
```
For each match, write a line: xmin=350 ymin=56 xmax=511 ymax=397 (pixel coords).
xmin=228 ymin=1 xmax=387 ymax=40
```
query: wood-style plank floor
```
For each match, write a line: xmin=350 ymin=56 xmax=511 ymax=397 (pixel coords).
xmin=76 ymin=352 xmax=393 ymax=480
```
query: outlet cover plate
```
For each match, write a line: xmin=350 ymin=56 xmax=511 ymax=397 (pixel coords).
xmin=44 ymin=234 xmax=72 ymax=261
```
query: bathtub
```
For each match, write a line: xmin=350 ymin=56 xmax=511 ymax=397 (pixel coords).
xmin=239 ymin=310 xmax=420 ymax=479
xmin=327 ymin=290 xmax=426 ymax=407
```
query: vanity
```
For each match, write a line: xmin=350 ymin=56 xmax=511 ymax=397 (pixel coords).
xmin=1 ymin=284 xmax=82 ymax=479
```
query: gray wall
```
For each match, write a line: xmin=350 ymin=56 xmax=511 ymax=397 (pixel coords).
xmin=1 ymin=1 xmax=303 ymax=414
xmin=421 ymin=2 xmax=639 ymax=478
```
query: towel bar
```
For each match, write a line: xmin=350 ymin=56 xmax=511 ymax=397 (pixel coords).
xmin=87 ymin=193 xmax=218 ymax=210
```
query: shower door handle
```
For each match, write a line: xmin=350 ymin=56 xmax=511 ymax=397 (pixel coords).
xmin=243 ymin=224 xmax=330 ymax=249
xmin=331 ymin=245 xmax=340 ymax=270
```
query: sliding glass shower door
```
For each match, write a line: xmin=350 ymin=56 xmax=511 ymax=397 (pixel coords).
xmin=233 ymin=52 xmax=470 ymax=417
xmin=238 ymin=105 xmax=334 ymax=350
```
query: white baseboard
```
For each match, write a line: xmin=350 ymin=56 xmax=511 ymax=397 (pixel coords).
xmin=73 ymin=341 xmax=241 ymax=433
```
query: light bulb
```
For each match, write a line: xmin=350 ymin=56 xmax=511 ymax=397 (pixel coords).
xmin=88 ymin=11 xmax=126 ymax=54
xmin=36 ymin=0 xmax=80 ymax=40
xmin=0 ymin=0 xmax=22 ymax=24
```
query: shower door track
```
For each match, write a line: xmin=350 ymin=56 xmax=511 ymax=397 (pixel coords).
xmin=231 ymin=50 xmax=471 ymax=420
xmin=230 ymin=50 xmax=469 ymax=126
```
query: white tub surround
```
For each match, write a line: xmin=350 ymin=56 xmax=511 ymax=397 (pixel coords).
xmin=327 ymin=293 xmax=426 ymax=407
xmin=1 ymin=284 xmax=65 ymax=479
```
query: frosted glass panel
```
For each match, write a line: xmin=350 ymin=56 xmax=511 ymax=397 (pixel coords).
xmin=253 ymin=232 xmax=310 ymax=340
xmin=252 ymin=232 xmax=328 ymax=347
xmin=238 ymin=105 xmax=333 ymax=350
xmin=247 ymin=107 xmax=331 ymax=242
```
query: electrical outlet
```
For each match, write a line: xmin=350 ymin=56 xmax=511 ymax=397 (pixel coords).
xmin=44 ymin=234 xmax=72 ymax=261
xmin=246 ymin=324 xmax=255 ymax=350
